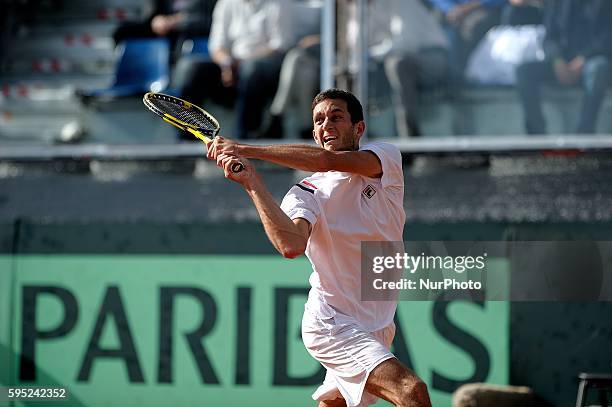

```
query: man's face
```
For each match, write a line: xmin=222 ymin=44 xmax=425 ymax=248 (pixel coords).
xmin=312 ymin=99 xmax=364 ymax=151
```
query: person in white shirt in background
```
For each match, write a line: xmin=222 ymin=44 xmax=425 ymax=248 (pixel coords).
xmin=261 ymin=0 xmax=322 ymax=139
xmin=263 ymin=0 xmax=448 ymax=140
xmin=207 ymin=88 xmax=432 ymax=407
xmin=173 ymin=0 xmax=294 ymax=140
xmin=360 ymin=0 xmax=449 ymax=138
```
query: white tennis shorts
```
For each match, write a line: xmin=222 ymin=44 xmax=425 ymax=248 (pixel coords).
xmin=301 ymin=309 xmax=396 ymax=407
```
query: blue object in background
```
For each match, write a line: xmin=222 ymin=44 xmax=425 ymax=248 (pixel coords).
xmin=84 ymin=38 xmax=171 ymax=99
xmin=181 ymin=36 xmax=210 ymax=57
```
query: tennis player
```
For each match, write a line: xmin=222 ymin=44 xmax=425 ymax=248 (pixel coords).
xmin=207 ymin=88 xmax=431 ymax=407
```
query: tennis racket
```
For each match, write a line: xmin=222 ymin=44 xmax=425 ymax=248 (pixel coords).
xmin=143 ymin=92 xmax=243 ymax=173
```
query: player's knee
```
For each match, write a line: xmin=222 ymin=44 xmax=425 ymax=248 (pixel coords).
xmin=398 ymin=378 xmax=431 ymax=407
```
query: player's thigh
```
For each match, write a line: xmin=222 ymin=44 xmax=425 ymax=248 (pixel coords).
xmin=365 ymin=358 xmax=430 ymax=406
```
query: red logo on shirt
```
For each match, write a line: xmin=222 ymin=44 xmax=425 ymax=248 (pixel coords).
xmin=301 ymin=180 xmax=318 ymax=190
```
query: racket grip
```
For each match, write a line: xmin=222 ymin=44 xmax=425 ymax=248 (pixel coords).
xmin=231 ymin=162 xmax=244 ymax=173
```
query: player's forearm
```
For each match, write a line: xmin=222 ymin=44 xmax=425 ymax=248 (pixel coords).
xmin=245 ymin=177 xmax=307 ymax=259
xmin=239 ymin=144 xmax=336 ymax=172
xmin=208 ymin=137 xmax=381 ymax=176
xmin=238 ymin=144 xmax=381 ymax=177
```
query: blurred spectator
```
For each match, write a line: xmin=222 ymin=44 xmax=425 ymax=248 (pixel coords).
xmin=465 ymin=24 xmax=545 ymax=86
xmin=113 ymin=0 xmax=217 ymax=55
xmin=373 ymin=0 xmax=449 ymax=138
xmin=516 ymin=0 xmax=612 ymax=134
xmin=429 ymin=0 xmax=505 ymax=84
xmin=264 ymin=0 xmax=448 ymax=139
xmin=174 ymin=0 xmax=293 ymax=140
xmin=466 ymin=0 xmax=544 ymax=86
xmin=500 ymin=0 xmax=544 ymax=26
xmin=263 ymin=35 xmax=320 ymax=139
xmin=262 ymin=1 xmax=322 ymax=139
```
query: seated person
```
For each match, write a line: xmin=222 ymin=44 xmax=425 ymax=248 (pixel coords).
xmin=263 ymin=34 xmax=320 ymax=139
xmin=515 ymin=0 xmax=612 ymax=134
xmin=174 ymin=0 xmax=293 ymax=140
xmin=265 ymin=0 xmax=449 ymax=139
xmin=113 ymin=0 xmax=217 ymax=59
xmin=263 ymin=0 xmax=322 ymax=139
xmin=369 ymin=0 xmax=449 ymax=137
xmin=429 ymin=0 xmax=505 ymax=84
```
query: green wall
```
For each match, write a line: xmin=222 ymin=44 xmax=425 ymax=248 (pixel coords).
xmin=1 ymin=255 xmax=508 ymax=406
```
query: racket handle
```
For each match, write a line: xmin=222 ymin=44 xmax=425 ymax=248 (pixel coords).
xmin=231 ymin=162 xmax=244 ymax=173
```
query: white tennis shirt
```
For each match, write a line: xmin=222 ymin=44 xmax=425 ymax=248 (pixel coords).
xmin=281 ymin=142 xmax=406 ymax=332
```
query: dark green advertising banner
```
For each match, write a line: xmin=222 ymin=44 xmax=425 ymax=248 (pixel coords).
xmin=0 ymin=256 xmax=508 ymax=406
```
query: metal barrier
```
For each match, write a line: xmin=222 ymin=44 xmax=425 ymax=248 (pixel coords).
xmin=2 ymin=135 xmax=612 ymax=162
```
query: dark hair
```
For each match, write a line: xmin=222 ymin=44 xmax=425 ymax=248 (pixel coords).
xmin=311 ymin=88 xmax=364 ymax=124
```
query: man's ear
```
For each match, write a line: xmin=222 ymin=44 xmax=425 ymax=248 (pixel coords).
xmin=354 ymin=121 xmax=366 ymax=142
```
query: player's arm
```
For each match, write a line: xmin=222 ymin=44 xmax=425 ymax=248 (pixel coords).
xmin=247 ymin=185 xmax=311 ymax=259
xmin=208 ymin=138 xmax=383 ymax=178
xmin=217 ymin=153 xmax=311 ymax=259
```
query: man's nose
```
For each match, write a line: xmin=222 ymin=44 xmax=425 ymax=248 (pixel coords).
xmin=322 ymin=117 xmax=332 ymax=129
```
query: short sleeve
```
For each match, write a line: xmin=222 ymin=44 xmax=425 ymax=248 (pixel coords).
xmin=280 ymin=184 xmax=320 ymax=227
xmin=360 ymin=142 xmax=404 ymax=189
xmin=208 ymin=0 xmax=230 ymax=54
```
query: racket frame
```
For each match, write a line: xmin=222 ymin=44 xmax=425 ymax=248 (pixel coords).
xmin=143 ymin=92 xmax=219 ymax=143
xmin=143 ymin=92 xmax=243 ymax=173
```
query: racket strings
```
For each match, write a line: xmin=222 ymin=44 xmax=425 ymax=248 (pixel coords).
xmin=152 ymin=98 xmax=217 ymax=131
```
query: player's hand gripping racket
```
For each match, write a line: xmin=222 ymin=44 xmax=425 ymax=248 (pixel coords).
xmin=143 ymin=92 xmax=243 ymax=173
